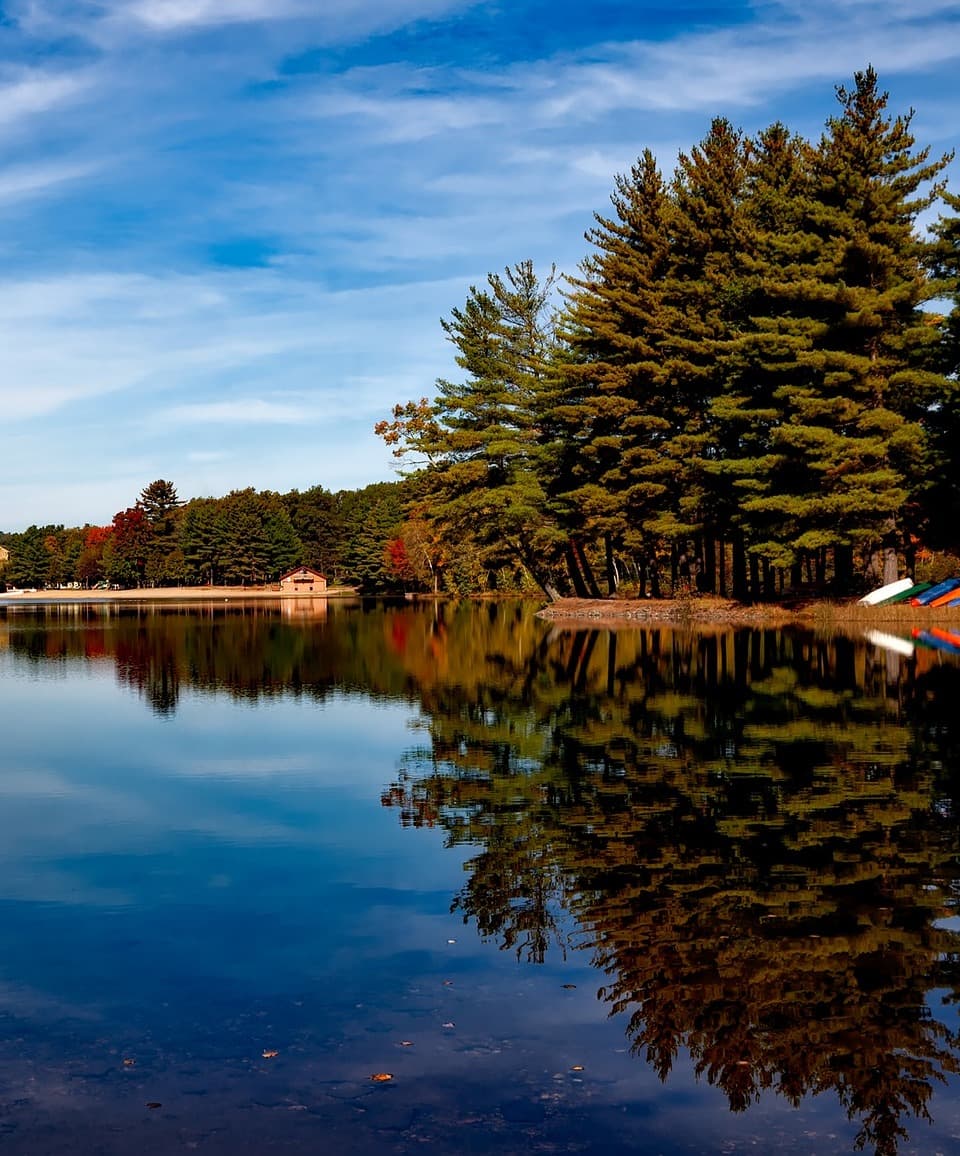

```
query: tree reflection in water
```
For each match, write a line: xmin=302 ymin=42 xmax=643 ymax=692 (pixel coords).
xmin=4 ymin=599 xmax=960 ymax=1153
xmin=379 ymin=612 xmax=960 ymax=1156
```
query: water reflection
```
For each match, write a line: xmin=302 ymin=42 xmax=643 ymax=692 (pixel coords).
xmin=3 ymin=601 xmax=960 ymax=1154
xmin=377 ymin=614 xmax=960 ymax=1156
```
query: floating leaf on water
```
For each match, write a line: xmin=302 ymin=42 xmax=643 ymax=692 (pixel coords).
xmin=122 ymin=1058 xmax=136 ymax=1067
xmin=561 ymin=984 xmax=577 ymax=990
xmin=443 ymin=980 xmax=454 ymax=986
xmin=442 ymin=1022 xmax=455 ymax=1029
xmin=146 ymin=1102 xmax=162 ymax=1110
xmin=370 ymin=1073 xmax=394 ymax=1083
xmin=262 ymin=1050 xmax=279 ymax=1059
xmin=570 ymin=1065 xmax=584 ymax=1072
xmin=447 ymin=939 xmax=456 ymax=944
xmin=399 ymin=1041 xmax=413 ymax=1048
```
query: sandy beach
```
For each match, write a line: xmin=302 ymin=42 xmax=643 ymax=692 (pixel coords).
xmin=0 ymin=585 xmax=357 ymax=604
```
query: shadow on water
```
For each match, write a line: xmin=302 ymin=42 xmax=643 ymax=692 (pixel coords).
xmin=3 ymin=599 xmax=960 ymax=1154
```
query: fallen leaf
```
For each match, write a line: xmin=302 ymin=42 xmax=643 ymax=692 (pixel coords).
xmin=122 ymin=1058 xmax=136 ymax=1067
xmin=146 ymin=1102 xmax=162 ymax=1110
xmin=443 ymin=980 xmax=454 ymax=986
xmin=570 ymin=1065 xmax=584 ymax=1072
xmin=370 ymin=1073 xmax=394 ymax=1083
xmin=262 ymin=1050 xmax=279 ymax=1059
xmin=399 ymin=1041 xmax=414 ymax=1048
xmin=442 ymin=1022 xmax=455 ymax=1029
xmin=447 ymin=939 xmax=456 ymax=944
xmin=561 ymin=984 xmax=577 ymax=990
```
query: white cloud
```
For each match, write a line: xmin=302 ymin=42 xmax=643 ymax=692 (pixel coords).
xmin=0 ymin=160 xmax=98 ymax=204
xmin=164 ymin=398 xmax=310 ymax=424
xmin=0 ymin=69 xmax=92 ymax=130
xmin=126 ymin=0 xmax=305 ymax=30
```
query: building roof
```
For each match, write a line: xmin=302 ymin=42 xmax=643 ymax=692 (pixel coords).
xmin=280 ymin=566 xmax=326 ymax=581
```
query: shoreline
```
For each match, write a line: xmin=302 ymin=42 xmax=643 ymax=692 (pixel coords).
xmin=0 ymin=585 xmax=357 ymax=604
xmin=536 ymin=596 xmax=960 ymax=630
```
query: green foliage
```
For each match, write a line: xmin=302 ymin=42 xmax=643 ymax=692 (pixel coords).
xmin=375 ymin=68 xmax=958 ymax=600
xmin=376 ymin=261 xmax=568 ymax=599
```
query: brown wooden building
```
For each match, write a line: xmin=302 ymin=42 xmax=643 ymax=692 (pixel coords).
xmin=279 ymin=566 xmax=327 ymax=593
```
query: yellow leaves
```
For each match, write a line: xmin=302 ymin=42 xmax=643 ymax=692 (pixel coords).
xmin=370 ymin=1073 xmax=394 ymax=1083
xmin=122 ymin=1058 xmax=136 ymax=1067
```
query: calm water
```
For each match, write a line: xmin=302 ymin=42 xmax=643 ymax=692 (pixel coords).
xmin=2 ymin=598 xmax=960 ymax=1156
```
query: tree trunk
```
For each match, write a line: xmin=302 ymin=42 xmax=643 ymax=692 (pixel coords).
xmin=564 ymin=543 xmax=590 ymax=598
xmin=834 ymin=543 xmax=854 ymax=592
xmin=604 ymin=535 xmax=619 ymax=596
xmin=575 ymin=540 xmax=603 ymax=599
xmin=762 ymin=558 xmax=774 ymax=598
xmin=635 ymin=556 xmax=647 ymax=598
xmin=749 ymin=554 xmax=761 ymax=600
xmin=704 ymin=535 xmax=717 ymax=595
xmin=731 ymin=529 xmax=748 ymax=601
xmin=718 ymin=536 xmax=727 ymax=597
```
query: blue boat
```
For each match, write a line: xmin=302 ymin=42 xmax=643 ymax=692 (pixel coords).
xmin=913 ymin=629 xmax=960 ymax=655
xmin=910 ymin=577 xmax=960 ymax=606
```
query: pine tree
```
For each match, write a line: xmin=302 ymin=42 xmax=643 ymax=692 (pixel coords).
xmin=550 ymin=150 xmax=675 ymax=594
xmin=709 ymin=123 xmax=819 ymax=592
xmin=757 ymin=68 xmax=951 ymax=588
xmin=376 ymin=262 xmax=565 ymax=600
xmin=922 ymin=190 xmax=960 ymax=551
xmin=654 ymin=117 xmax=749 ymax=592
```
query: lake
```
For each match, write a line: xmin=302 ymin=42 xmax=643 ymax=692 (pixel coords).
xmin=1 ymin=597 xmax=960 ymax=1155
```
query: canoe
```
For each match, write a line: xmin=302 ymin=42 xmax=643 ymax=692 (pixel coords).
xmin=911 ymin=577 xmax=960 ymax=606
xmin=858 ymin=577 xmax=914 ymax=605
xmin=926 ymin=586 xmax=960 ymax=608
xmin=929 ymin=627 xmax=960 ymax=648
xmin=864 ymin=629 xmax=915 ymax=657
xmin=912 ymin=629 xmax=960 ymax=655
xmin=879 ymin=581 xmax=932 ymax=605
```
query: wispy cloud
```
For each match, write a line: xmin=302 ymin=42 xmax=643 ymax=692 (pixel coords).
xmin=0 ymin=0 xmax=957 ymax=527
xmin=163 ymin=398 xmax=310 ymax=424
xmin=0 ymin=159 xmax=98 ymax=204
xmin=0 ymin=68 xmax=92 ymax=130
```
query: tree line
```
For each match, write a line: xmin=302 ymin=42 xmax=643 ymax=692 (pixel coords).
xmin=0 ymin=478 xmax=411 ymax=591
xmin=0 ymin=476 xmax=537 ymax=593
xmin=376 ymin=68 xmax=960 ymax=601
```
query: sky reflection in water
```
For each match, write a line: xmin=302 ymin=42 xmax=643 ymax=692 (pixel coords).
xmin=1 ymin=599 xmax=960 ymax=1155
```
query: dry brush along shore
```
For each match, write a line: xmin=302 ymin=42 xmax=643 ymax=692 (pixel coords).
xmin=536 ymin=596 xmax=960 ymax=630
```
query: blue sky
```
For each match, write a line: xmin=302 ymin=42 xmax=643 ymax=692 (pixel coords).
xmin=1 ymin=0 xmax=959 ymax=529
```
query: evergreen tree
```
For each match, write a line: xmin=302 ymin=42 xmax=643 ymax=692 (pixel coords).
xmin=709 ymin=123 xmax=819 ymax=592
xmin=754 ymin=68 xmax=950 ymax=588
xmin=923 ymin=189 xmax=960 ymax=551
xmin=139 ymin=479 xmax=181 ymax=535
xmin=653 ymin=117 xmax=750 ymax=593
xmin=376 ymin=262 xmax=565 ymax=600
xmin=551 ymin=149 xmax=676 ymax=594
